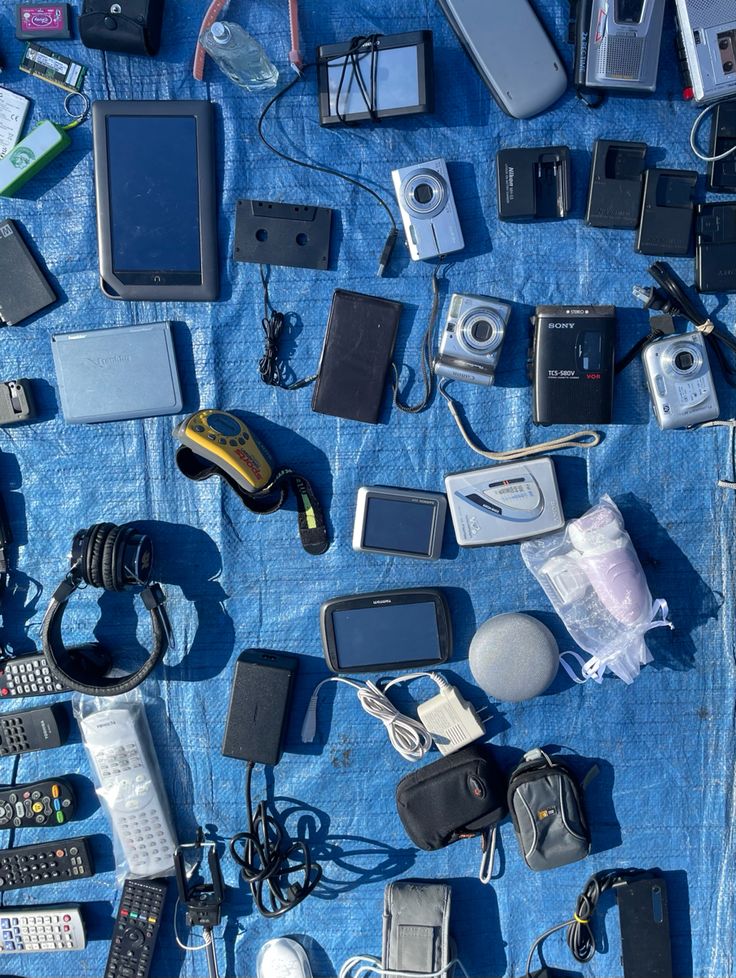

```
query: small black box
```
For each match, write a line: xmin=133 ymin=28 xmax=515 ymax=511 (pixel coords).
xmin=695 ymin=202 xmax=736 ymax=294
xmin=222 ymin=648 xmax=298 ymax=767
xmin=635 ymin=168 xmax=697 ymax=257
xmin=532 ymin=305 xmax=616 ymax=425
xmin=707 ymin=100 xmax=736 ymax=194
xmin=586 ymin=139 xmax=647 ymax=230
xmin=0 ymin=220 xmax=56 ymax=327
xmin=496 ymin=146 xmax=570 ymax=221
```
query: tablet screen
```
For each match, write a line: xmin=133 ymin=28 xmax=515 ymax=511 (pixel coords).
xmin=362 ymin=496 xmax=435 ymax=555
xmin=106 ymin=115 xmax=201 ymax=283
xmin=331 ymin=601 xmax=441 ymax=669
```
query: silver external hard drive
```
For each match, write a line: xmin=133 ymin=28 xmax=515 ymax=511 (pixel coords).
xmin=51 ymin=321 xmax=183 ymax=423
xmin=445 ymin=457 xmax=564 ymax=547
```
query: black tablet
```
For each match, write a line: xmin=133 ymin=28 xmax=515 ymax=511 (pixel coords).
xmin=320 ymin=587 xmax=452 ymax=673
xmin=92 ymin=100 xmax=219 ymax=301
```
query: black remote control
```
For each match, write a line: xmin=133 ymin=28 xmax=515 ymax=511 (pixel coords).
xmin=0 ymin=646 xmax=110 ymax=699
xmin=0 ymin=777 xmax=76 ymax=828
xmin=0 ymin=704 xmax=67 ymax=756
xmin=0 ymin=836 xmax=94 ymax=891
xmin=104 ymin=877 xmax=167 ymax=978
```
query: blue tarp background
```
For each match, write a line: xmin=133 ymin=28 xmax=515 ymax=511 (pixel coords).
xmin=0 ymin=1 xmax=734 ymax=975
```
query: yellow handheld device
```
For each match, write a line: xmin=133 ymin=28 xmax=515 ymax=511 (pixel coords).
xmin=173 ymin=409 xmax=329 ymax=556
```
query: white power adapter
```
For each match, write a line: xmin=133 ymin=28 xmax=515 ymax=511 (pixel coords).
xmin=416 ymin=685 xmax=485 ymax=756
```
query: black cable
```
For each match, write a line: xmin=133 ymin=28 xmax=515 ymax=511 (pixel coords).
xmin=391 ymin=263 xmax=444 ymax=413
xmin=648 ymin=261 xmax=736 ymax=387
xmin=258 ymin=265 xmax=317 ymax=390
xmin=525 ymin=868 xmax=643 ymax=977
xmin=229 ymin=761 xmax=322 ymax=919
xmin=335 ymin=35 xmax=382 ymax=123
xmin=257 ymin=68 xmax=399 ymax=276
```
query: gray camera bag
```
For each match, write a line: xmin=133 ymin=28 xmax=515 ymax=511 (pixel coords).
xmin=382 ymin=879 xmax=452 ymax=977
xmin=508 ymin=748 xmax=592 ymax=872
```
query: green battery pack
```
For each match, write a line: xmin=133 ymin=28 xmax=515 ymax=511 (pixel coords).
xmin=0 ymin=120 xmax=71 ymax=197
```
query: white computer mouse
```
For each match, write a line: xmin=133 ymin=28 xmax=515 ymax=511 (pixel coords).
xmin=257 ymin=938 xmax=313 ymax=978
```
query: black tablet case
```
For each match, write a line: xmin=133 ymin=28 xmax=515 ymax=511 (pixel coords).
xmin=312 ymin=289 xmax=402 ymax=424
xmin=0 ymin=220 xmax=56 ymax=326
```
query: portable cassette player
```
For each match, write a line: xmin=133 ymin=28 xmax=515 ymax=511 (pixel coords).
xmin=531 ymin=305 xmax=616 ymax=426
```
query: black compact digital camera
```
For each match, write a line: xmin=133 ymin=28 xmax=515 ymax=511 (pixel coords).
xmin=79 ymin=0 xmax=165 ymax=56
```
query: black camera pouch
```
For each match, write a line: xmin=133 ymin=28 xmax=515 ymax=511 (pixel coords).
xmin=507 ymin=748 xmax=591 ymax=871
xmin=79 ymin=0 xmax=165 ymax=56
xmin=395 ymin=745 xmax=507 ymax=851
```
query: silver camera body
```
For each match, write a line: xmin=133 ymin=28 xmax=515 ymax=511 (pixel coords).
xmin=391 ymin=157 xmax=464 ymax=261
xmin=433 ymin=292 xmax=511 ymax=386
xmin=641 ymin=331 xmax=720 ymax=429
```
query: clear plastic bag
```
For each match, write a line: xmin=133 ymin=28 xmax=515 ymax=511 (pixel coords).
xmin=520 ymin=495 xmax=672 ymax=684
xmin=74 ymin=688 xmax=178 ymax=883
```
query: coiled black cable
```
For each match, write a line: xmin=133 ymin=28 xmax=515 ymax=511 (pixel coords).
xmin=257 ymin=265 xmax=316 ymax=390
xmin=334 ymin=35 xmax=382 ymax=123
xmin=391 ymin=263 xmax=444 ymax=414
xmin=525 ymin=868 xmax=644 ymax=977
xmin=229 ymin=761 xmax=322 ymax=919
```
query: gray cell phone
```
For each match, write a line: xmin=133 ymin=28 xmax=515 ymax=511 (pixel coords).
xmin=437 ymin=0 xmax=567 ymax=118
xmin=92 ymin=100 xmax=219 ymax=302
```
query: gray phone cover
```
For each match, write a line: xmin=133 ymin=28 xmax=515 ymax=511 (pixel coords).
xmin=92 ymin=100 xmax=219 ymax=302
xmin=437 ymin=0 xmax=567 ymax=119
xmin=382 ymin=879 xmax=452 ymax=977
xmin=51 ymin=321 xmax=183 ymax=423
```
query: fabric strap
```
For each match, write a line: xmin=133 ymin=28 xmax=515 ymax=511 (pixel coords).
xmin=176 ymin=446 xmax=328 ymax=556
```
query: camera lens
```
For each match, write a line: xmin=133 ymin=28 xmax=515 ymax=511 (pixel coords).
xmin=674 ymin=351 xmax=694 ymax=371
xmin=470 ymin=319 xmax=494 ymax=343
xmin=720 ymin=38 xmax=729 ymax=49
xmin=725 ymin=61 xmax=734 ymax=73
xmin=413 ymin=183 xmax=434 ymax=205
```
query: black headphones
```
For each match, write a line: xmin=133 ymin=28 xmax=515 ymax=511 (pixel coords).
xmin=41 ymin=522 xmax=170 ymax=696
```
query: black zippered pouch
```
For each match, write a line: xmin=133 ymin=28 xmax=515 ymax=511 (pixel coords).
xmin=395 ymin=745 xmax=507 ymax=851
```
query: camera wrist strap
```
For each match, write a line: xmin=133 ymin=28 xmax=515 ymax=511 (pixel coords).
xmin=438 ymin=380 xmax=601 ymax=462
xmin=176 ymin=446 xmax=328 ymax=556
xmin=392 ymin=263 xmax=444 ymax=414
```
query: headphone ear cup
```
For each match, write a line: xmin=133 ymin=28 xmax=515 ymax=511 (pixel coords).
xmin=101 ymin=525 xmax=123 ymax=592
xmin=84 ymin=523 xmax=114 ymax=588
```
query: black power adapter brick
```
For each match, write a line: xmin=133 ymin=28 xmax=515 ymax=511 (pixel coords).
xmin=222 ymin=648 xmax=298 ymax=767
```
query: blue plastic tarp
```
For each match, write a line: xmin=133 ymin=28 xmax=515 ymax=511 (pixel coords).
xmin=0 ymin=1 xmax=734 ymax=976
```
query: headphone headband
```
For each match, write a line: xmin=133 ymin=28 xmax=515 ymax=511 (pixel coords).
xmin=41 ymin=523 xmax=170 ymax=697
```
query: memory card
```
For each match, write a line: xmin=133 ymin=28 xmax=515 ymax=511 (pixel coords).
xmin=19 ymin=42 xmax=86 ymax=93
xmin=16 ymin=4 xmax=72 ymax=40
xmin=0 ymin=87 xmax=31 ymax=159
xmin=0 ymin=220 xmax=56 ymax=326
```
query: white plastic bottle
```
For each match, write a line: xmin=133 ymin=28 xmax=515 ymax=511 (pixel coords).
xmin=199 ymin=21 xmax=279 ymax=92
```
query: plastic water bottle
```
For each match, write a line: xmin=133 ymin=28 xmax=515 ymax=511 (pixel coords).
xmin=200 ymin=21 xmax=279 ymax=92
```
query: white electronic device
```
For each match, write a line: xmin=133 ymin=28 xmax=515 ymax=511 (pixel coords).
xmin=444 ymin=457 xmax=564 ymax=546
xmin=79 ymin=705 xmax=177 ymax=878
xmin=0 ymin=87 xmax=31 ymax=160
xmin=675 ymin=0 xmax=736 ymax=103
xmin=0 ymin=905 xmax=86 ymax=952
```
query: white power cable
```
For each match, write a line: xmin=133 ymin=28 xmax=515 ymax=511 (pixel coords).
xmin=340 ymin=954 xmax=469 ymax=978
xmin=301 ymin=672 xmax=450 ymax=762
xmin=690 ymin=98 xmax=736 ymax=162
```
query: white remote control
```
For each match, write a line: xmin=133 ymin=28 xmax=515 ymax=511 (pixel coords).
xmin=80 ymin=706 xmax=177 ymax=878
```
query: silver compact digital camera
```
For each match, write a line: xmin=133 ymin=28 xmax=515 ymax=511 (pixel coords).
xmin=391 ymin=157 xmax=464 ymax=261
xmin=641 ymin=331 xmax=720 ymax=429
xmin=433 ymin=292 xmax=511 ymax=386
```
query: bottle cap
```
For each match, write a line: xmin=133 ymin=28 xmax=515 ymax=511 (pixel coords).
xmin=211 ymin=22 xmax=231 ymax=44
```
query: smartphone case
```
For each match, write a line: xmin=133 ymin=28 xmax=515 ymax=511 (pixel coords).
xmin=382 ymin=880 xmax=452 ymax=977
xmin=311 ymin=289 xmax=402 ymax=424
